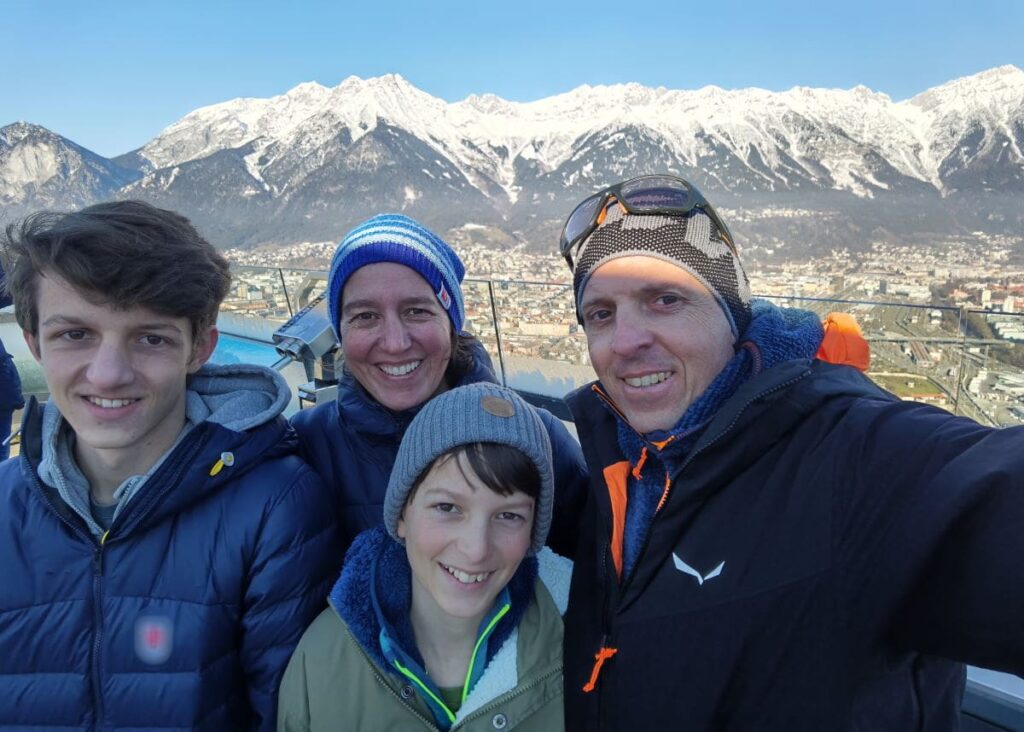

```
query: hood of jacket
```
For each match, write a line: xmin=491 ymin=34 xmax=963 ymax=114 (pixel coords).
xmin=23 ymin=363 xmax=298 ymax=539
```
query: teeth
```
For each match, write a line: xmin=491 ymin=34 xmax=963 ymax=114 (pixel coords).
xmin=87 ymin=397 xmax=138 ymax=409
xmin=380 ymin=361 xmax=422 ymax=377
xmin=443 ymin=564 xmax=491 ymax=584
xmin=625 ymin=372 xmax=671 ymax=388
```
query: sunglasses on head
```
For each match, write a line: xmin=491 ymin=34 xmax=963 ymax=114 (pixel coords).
xmin=558 ymin=174 xmax=736 ymax=272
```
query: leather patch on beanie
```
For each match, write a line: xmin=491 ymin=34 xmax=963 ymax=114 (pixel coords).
xmin=481 ymin=395 xmax=516 ymax=418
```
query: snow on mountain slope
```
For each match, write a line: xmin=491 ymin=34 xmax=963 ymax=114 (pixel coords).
xmin=0 ymin=122 xmax=139 ymax=209
xmin=128 ymin=66 xmax=1021 ymax=204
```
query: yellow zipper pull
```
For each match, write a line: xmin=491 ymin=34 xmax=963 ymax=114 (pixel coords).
xmin=209 ymin=451 xmax=235 ymax=476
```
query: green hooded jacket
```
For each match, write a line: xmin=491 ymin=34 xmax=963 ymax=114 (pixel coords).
xmin=278 ymin=537 xmax=569 ymax=732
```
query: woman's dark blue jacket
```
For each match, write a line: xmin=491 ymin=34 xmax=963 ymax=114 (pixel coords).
xmin=290 ymin=337 xmax=589 ymax=557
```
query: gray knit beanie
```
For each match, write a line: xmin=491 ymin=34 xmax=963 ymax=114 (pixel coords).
xmin=572 ymin=203 xmax=752 ymax=338
xmin=383 ymin=383 xmax=554 ymax=556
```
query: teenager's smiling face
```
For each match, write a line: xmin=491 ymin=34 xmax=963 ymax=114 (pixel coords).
xmin=25 ymin=272 xmax=215 ymax=474
xmin=398 ymin=451 xmax=535 ymax=630
xmin=339 ymin=262 xmax=453 ymax=412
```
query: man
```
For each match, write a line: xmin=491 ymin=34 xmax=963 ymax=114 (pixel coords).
xmin=0 ymin=201 xmax=340 ymax=731
xmin=558 ymin=175 xmax=1024 ymax=730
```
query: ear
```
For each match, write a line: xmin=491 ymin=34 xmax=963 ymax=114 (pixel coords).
xmin=188 ymin=326 xmax=219 ymax=373
xmin=23 ymin=330 xmax=41 ymax=363
xmin=396 ymin=513 xmax=407 ymax=539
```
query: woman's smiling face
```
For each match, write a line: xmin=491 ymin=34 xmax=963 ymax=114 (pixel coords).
xmin=339 ymin=262 xmax=453 ymax=411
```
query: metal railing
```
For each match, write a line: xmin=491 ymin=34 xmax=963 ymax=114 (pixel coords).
xmin=219 ymin=264 xmax=1024 ymax=427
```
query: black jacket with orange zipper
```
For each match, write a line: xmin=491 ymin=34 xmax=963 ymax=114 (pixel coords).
xmin=562 ymin=358 xmax=1024 ymax=731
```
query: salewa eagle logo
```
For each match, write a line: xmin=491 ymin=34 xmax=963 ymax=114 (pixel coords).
xmin=672 ymin=554 xmax=725 ymax=585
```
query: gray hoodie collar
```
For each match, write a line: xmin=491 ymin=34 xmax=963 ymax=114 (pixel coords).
xmin=36 ymin=363 xmax=291 ymax=538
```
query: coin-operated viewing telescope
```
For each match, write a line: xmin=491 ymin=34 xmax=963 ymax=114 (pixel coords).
xmin=270 ymin=292 xmax=340 ymax=407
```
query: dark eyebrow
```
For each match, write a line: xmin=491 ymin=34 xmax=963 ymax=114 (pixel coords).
xmin=39 ymin=315 xmax=184 ymax=334
xmin=582 ymin=280 xmax=709 ymax=308
xmin=634 ymin=281 xmax=708 ymax=298
xmin=40 ymin=315 xmax=87 ymax=328
xmin=421 ymin=485 xmax=534 ymax=509
xmin=342 ymin=295 xmax=437 ymax=314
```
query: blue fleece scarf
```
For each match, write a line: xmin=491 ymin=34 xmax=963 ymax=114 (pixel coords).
xmin=615 ymin=300 xmax=823 ymax=577
xmin=330 ymin=525 xmax=537 ymax=727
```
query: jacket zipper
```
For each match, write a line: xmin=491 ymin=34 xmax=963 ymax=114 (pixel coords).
xmin=21 ymin=458 xmax=108 ymax=725
xmin=341 ymin=612 xmax=561 ymax=730
xmin=19 ymin=415 xmax=211 ymax=728
xmin=91 ymin=537 xmax=107 ymax=725
xmin=586 ymin=370 xmax=811 ymax=706
xmin=619 ymin=371 xmax=810 ymax=601
xmin=343 ymin=622 xmax=438 ymax=730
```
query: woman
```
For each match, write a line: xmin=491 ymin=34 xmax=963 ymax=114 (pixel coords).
xmin=279 ymin=383 xmax=569 ymax=731
xmin=291 ymin=214 xmax=587 ymax=556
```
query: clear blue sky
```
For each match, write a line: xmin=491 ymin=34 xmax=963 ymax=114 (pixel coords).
xmin=4 ymin=0 xmax=1022 ymax=158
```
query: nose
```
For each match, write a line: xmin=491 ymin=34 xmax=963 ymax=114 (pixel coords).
xmin=456 ymin=518 xmax=491 ymax=565
xmin=379 ymin=314 xmax=412 ymax=352
xmin=86 ymin=340 xmax=136 ymax=390
xmin=610 ymin=307 xmax=653 ymax=356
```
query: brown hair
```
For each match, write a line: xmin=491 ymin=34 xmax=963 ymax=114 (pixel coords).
xmin=407 ymin=442 xmax=542 ymax=506
xmin=1 ymin=200 xmax=232 ymax=338
xmin=444 ymin=332 xmax=477 ymax=385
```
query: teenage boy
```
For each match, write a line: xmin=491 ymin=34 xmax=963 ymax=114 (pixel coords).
xmin=0 ymin=201 xmax=340 ymax=731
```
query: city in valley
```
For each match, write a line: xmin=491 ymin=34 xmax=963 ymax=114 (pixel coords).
xmin=221 ymin=225 xmax=1024 ymax=428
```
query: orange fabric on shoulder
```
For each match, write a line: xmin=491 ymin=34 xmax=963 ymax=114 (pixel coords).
xmin=816 ymin=311 xmax=870 ymax=372
xmin=602 ymin=461 xmax=630 ymax=581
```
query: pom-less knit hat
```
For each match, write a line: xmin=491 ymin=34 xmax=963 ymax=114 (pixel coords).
xmin=572 ymin=202 xmax=753 ymax=338
xmin=327 ymin=214 xmax=466 ymax=338
xmin=383 ymin=383 xmax=554 ymax=556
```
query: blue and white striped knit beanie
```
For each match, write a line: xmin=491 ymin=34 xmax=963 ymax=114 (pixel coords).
xmin=327 ymin=214 xmax=466 ymax=338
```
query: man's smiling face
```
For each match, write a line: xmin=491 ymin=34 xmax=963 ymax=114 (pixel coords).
xmin=580 ymin=256 xmax=735 ymax=433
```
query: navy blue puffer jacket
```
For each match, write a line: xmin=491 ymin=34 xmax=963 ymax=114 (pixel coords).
xmin=291 ymin=337 xmax=589 ymax=558
xmin=0 ymin=371 xmax=341 ymax=730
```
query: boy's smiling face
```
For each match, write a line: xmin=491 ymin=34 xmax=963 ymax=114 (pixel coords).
xmin=398 ymin=451 xmax=535 ymax=630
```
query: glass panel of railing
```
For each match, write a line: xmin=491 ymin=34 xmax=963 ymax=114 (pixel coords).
xmin=465 ymin=279 xmax=595 ymax=398
xmin=0 ymin=308 xmax=44 ymax=399
xmin=278 ymin=267 xmax=329 ymax=313
xmin=214 ymin=265 xmax=330 ymax=416
xmin=219 ymin=265 xmax=328 ymax=342
xmin=461 ymin=278 xmax=500 ymax=376
xmin=958 ymin=309 xmax=1024 ymax=428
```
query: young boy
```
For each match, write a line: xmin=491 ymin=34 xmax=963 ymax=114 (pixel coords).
xmin=279 ymin=383 xmax=571 ymax=731
xmin=0 ymin=201 xmax=340 ymax=731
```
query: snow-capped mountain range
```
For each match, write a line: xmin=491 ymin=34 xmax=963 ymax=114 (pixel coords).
xmin=3 ymin=65 xmax=1022 ymax=252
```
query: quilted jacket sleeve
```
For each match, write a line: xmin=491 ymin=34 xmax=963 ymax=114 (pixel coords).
xmin=240 ymin=462 xmax=341 ymax=731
